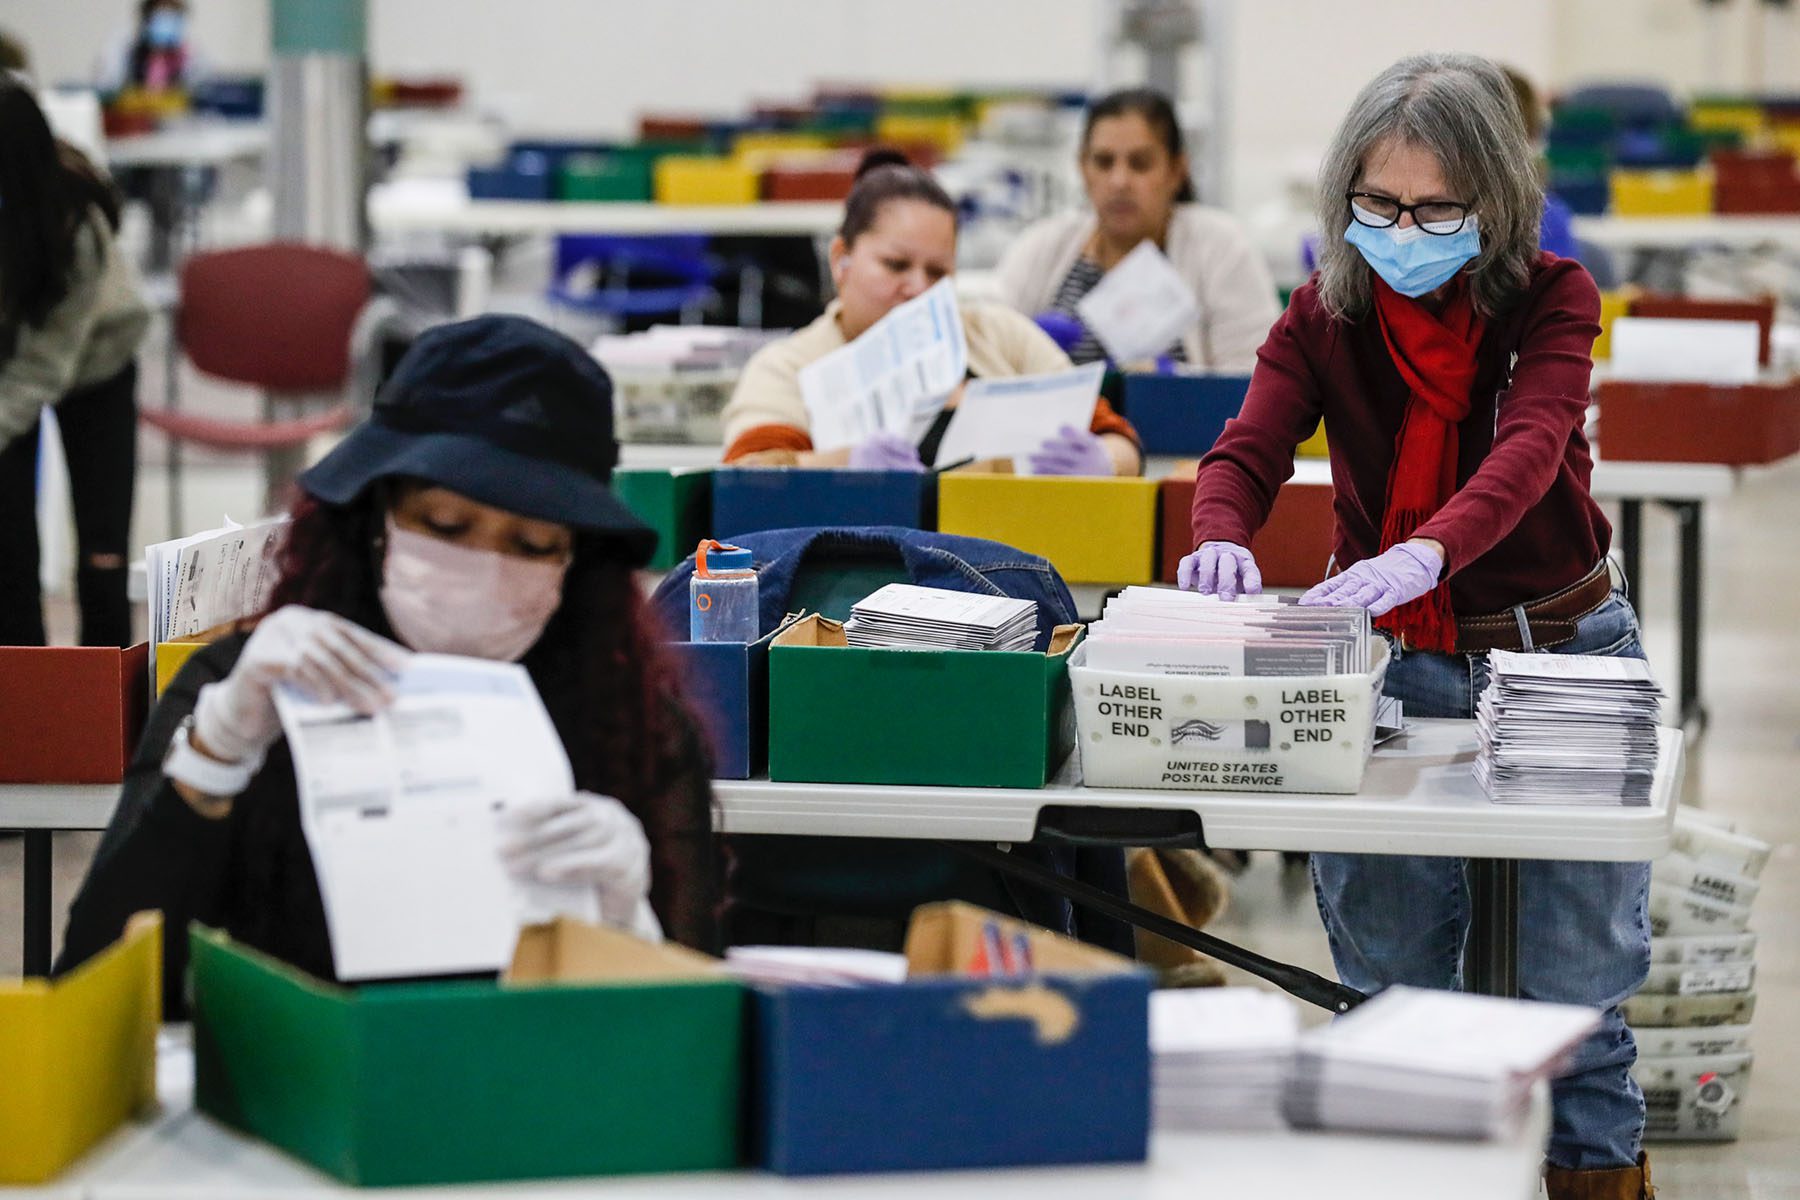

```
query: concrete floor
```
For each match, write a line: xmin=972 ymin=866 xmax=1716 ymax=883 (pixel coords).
xmin=4 ymin=436 xmax=1797 ymax=1196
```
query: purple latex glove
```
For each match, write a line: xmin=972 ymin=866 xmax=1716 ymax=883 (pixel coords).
xmin=1176 ymin=541 xmax=1263 ymax=600
xmin=1299 ymin=541 xmax=1443 ymax=616
xmin=847 ymin=432 xmax=924 ymax=472
xmin=1028 ymin=424 xmax=1113 ymax=477
xmin=1033 ymin=310 xmax=1086 ymax=354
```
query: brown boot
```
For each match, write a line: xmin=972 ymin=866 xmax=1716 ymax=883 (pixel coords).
xmin=1126 ymin=848 xmax=1230 ymax=980
xmin=1544 ymin=1152 xmax=1655 ymax=1200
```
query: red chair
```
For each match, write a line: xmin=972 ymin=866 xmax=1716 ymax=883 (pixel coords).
xmin=140 ymin=242 xmax=384 ymax=536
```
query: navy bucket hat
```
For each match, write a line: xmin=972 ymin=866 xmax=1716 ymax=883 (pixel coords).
xmin=299 ymin=314 xmax=656 ymax=565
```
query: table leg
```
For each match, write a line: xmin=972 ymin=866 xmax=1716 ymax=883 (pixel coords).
xmin=1464 ymin=858 xmax=1520 ymax=998
xmin=1671 ymin=500 xmax=1707 ymax=733
xmin=1619 ymin=499 xmax=1642 ymax=620
xmin=23 ymin=830 xmax=52 ymax=977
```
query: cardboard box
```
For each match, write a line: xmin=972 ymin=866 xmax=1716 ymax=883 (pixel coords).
xmin=768 ymin=614 xmax=1081 ymax=788
xmin=668 ymin=619 xmax=792 ymax=779
xmin=654 ymin=156 xmax=760 ymax=206
xmin=1610 ymin=168 xmax=1714 ymax=216
xmin=753 ymin=902 xmax=1150 ymax=1175
xmin=711 ymin=467 xmax=930 ymax=538
xmin=1597 ymin=379 xmax=1800 ymax=465
xmin=612 ymin=467 xmax=713 ymax=572
xmin=1119 ymin=373 xmax=1248 ymax=456
xmin=466 ymin=154 xmax=554 ymax=202
xmin=1157 ymin=467 xmax=1336 ymax=588
xmin=0 ymin=913 xmax=160 ymax=1184
xmin=1627 ymin=293 xmax=1774 ymax=364
xmin=1294 ymin=422 xmax=1329 ymax=458
xmin=0 ymin=642 xmax=149 ymax=782
xmin=937 ymin=462 xmax=1159 ymax=585
xmin=190 ymin=920 xmax=744 ymax=1188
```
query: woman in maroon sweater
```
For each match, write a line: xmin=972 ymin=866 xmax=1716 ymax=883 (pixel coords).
xmin=1185 ymin=55 xmax=1652 ymax=1200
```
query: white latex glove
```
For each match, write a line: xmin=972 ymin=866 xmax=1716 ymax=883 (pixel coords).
xmin=498 ymin=793 xmax=660 ymax=941
xmin=194 ymin=605 xmax=410 ymax=765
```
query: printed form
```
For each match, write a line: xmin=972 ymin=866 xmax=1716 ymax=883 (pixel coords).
xmin=276 ymin=655 xmax=596 ymax=981
xmin=799 ymin=277 xmax=968 ymax=451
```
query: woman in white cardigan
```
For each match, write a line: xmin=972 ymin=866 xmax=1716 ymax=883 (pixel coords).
xmin=996 ymin=88 xmax=1280 ymax=372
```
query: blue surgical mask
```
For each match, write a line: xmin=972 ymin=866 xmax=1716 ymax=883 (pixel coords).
xmin=145 ymin=9 xmax=185 ymax=48
xmin=1343 ymin=205 xmax=1481 ymax=298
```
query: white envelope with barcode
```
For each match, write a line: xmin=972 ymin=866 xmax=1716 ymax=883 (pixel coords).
xmin=842 ymin=583 xmax=1039 ymax=651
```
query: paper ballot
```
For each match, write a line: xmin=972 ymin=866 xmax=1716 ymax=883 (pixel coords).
xmin=1151 ymin=988 xmax=1300 ymax=1131
xmin=277 ymin=655 xmax=597 ymax=982
xmin=145 ymin=516 xmax=285 ymax=679
xmin=931 ymin=363 xmax=1104 ymax=468
xmin=799 ymin=278 xmax=968 ymax=451
xmin=1283 ymin=987 xmax=1602 ymax=1140
xmin=1075 ymin=240 xmax=1200 ymax=364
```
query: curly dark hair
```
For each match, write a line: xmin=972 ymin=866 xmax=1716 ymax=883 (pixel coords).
xmin=263 ymin=488 xmax=720 ymax=949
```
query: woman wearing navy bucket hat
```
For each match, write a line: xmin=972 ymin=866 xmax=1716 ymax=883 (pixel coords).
xmin=59 ymin=315 xmax=721 ymax=1013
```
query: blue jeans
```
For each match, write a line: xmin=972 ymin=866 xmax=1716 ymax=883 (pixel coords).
xmin=1311 ymin=590 xmax=1652 ymax=1170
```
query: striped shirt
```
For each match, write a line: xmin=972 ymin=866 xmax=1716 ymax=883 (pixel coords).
xmin=1047 ymin=256 xmax=1189 ymax=367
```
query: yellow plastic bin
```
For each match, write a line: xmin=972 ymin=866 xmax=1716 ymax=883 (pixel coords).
xmin=936 ymin=463 xmax=1160 ymax=585
xmin=1690 ymin=104 xmax=1766 ymax=143
xmin=1295 ymin=424 xmax=1329 ymax=458
xmin=1610 ymin=169 xmax=1715 ymax=216
xmin=0 ymin=913 xmax=161 ymax=1184
xmin=875 ymin=113 xmax=966 ymax=154
xmin=654 ymin=156 xmax=760 ymax=206
xmin=1593 ymin=290 xmax=1634 ymax=361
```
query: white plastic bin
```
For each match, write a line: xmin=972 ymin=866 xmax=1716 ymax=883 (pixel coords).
xmin=1649 ymin=883 xmax=1752 ymax=937
xmin=1635 ymin=1024 xmax=1752 ymax=1059
xmin=1649 ymin=932 xmax=1757 ymax=966
xmin=1624 ymin=990 xmax=1757 ymax=1028
xmin=1634 ymin=1052 xmax=1752 ymax=1141
xmin=1640 ymin=961 xmax=1756 ymax=996
xmin=1067 ymin=640 xmax=1390 ymax=794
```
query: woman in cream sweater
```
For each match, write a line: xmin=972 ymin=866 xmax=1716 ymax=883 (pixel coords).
xmin=722 ymin=150 xmax=1141 ymax=476
xmin=997 ymin=88 xmax=1280 ymax=372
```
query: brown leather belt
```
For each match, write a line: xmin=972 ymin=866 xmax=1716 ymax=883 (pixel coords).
xmin=1452 ymin=560 xmax=1613 ymax=655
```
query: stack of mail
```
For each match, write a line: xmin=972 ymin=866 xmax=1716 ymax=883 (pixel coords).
xmin=145 ymin=516 xmax=286 ymax=680
xmin=1151 ymin=988 xmax=1299 ymax=1131
xmin=844 ymin=583 xmax=1038 ymax=652
xmin=721 ymin=947 xmax=909 ymax=988
xmin=1475 ymin=650 xmax=1664 ymax=805
xmin=1083 ymin=587 xmax=1371 ymax=676
xmin=1283 ymin=987 xmax=1601 ymax=1140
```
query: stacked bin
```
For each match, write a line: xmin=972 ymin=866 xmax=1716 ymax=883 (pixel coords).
xmin=1626 ymin=806 xmax=1772 ymax=1141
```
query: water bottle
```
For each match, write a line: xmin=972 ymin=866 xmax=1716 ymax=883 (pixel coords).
xmin=690 ymin=540 xmax=759 ymax=643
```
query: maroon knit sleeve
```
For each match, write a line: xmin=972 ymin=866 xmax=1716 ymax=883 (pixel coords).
xmin=1412 ymin=262 xmax=1602 ymax=574
xmin=1190 ymin=287 xmax=1326 ymax=550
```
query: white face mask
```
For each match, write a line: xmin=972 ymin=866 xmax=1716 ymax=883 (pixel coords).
xmin=378 ymin=517 xmax=568 ymax=661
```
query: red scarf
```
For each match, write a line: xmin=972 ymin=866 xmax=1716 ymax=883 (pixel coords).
xmin=1369 ymin=275 xmax=1486 ymax=653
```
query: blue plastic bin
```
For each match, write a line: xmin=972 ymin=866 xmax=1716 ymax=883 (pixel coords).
xmin=1120 ymin=373 xmax=1252 ymax=456
xmin=752 ymin=968 xmax=1150 ymax=1175
xmin=711 ymin=469 xmax=931 ymax=538
xmin=665 ymin=621 xmax=785 ymax=779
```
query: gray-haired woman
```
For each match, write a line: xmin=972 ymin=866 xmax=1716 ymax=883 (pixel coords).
xmin=1179 ymin=54 xmax=1653 ymax=1200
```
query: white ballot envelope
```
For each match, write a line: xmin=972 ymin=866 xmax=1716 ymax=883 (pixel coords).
xmin=1076 ymin=240 xmax=1200 ymax=364
xmin=1609 ymin=317 xmax=1760 ymax=384
xmin=932 ymin=362 xmax=1104 ymax=468
xmin=799 ymin=277 xmax=968 ymax=451
xmin=277 ymin=654 xmax=599 ymax=982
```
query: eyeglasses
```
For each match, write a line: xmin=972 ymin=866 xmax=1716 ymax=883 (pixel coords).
xmin=1347 ymin=192 xmax=1473 ymax=235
